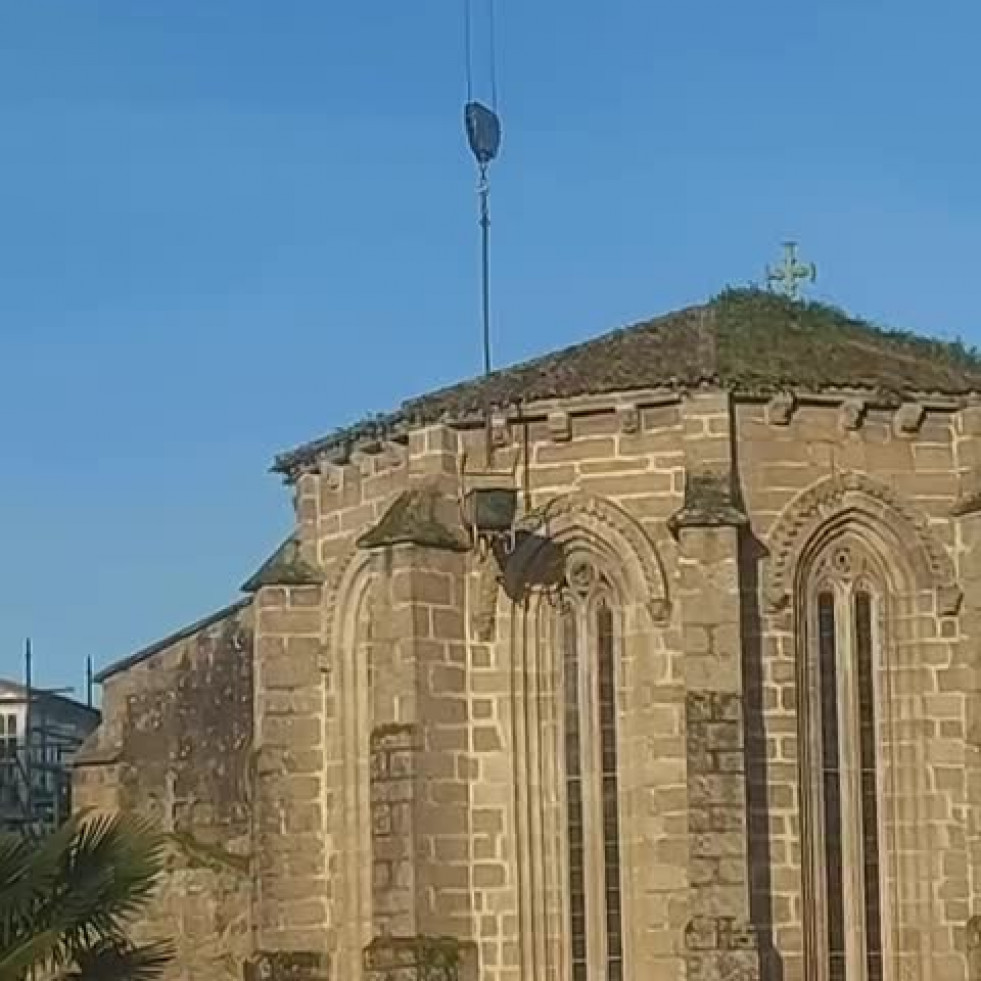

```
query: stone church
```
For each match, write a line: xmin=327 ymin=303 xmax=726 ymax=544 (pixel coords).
xmin=75 ymin=289 xmax=981 ymax=981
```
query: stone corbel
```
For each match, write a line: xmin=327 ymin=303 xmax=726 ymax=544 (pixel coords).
xmin=317 ymin=455 xmax=345 ymax=491
xmin=765 ymin=391 xmax=796 ymax=426
xmin=489 ymin=410 xmax=511 ymax=449
xmin=617 ymin=403 xmax=640 ymax=435
xmin=893 ymin=401 xmax=926 ymax=436
xmin=547 ymin=410 xmax=572 ymax=443
xmin=839 ymin=397 xmax=867 ymax=432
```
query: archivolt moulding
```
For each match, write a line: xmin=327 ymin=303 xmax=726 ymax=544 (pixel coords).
xmin=472 ymin=492 xmax=670 ymax=639
xmin=765 ymin=471 xmax=961 ymax=615
xmin=323 ymin=544 xmax=377 ymax=662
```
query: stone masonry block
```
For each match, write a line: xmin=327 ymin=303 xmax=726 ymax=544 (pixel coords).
xmin=364 ymin=936 xmax=477 ymax=981
xmin=243 ymin=952 xmax=329 ymax=981
xmin=960 ymin=406 xmax=981 ymax=436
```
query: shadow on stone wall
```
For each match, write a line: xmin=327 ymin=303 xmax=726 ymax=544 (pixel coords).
xmin=740 ymin=530 xmax=784 ymax=981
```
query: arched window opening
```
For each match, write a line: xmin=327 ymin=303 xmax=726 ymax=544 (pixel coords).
xmin=560 ymin=557 xmax=624 ymax=981
xmin=804 ymin=544 xmax=885 ymax=981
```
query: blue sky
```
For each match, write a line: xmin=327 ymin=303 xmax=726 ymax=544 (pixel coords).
xmin=0 ymin=1 xmax=978 ymax=691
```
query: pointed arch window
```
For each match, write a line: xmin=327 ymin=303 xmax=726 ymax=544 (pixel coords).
xmin=560 ymin=557 xmax=624 ymax=981
xmin=803 ymin=542 xmax=885 ymax=981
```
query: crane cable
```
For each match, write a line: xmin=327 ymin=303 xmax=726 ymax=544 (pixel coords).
xmin=464 ymin=0 xmax=499 ymax=112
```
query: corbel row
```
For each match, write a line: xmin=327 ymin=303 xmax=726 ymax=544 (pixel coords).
xmin=764 ymin=392 xmax=929 ymax=437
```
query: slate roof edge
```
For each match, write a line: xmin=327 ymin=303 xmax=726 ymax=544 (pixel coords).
xmin=95 ymin=598 xmax=253 ymax=684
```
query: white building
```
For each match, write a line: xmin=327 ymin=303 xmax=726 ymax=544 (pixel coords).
xmin=0 ymin=677 xmax=100 ymax=831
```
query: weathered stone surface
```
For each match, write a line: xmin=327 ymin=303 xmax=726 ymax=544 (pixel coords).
xmin=244 ymin=951 xmax=329 ymax=981
xmin=358 ymin=486 xmax=469 ymax=551
xmin=364 ymin=936 xmax=476 ymax=981
xmin=75 ymin=603 xmax=255 ymax=980
xmin=242 ymin=537 xmax=324 ymax=591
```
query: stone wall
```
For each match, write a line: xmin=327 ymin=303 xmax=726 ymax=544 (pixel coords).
xmin=80 ymin=384 xmax=981 ymax=981
xmin=736 ymin=395 xmax=972 ymax=981
xmin=257 ymin=389 xmax=981 ymax=981
xmin=74 ymin=602 xmax=254 ymax=981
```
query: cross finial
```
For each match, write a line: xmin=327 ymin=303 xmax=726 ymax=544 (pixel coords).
xmin=766 ymin=241 xmax=817 ymax=300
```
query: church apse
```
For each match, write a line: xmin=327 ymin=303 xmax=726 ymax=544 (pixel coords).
xmin=78 ymin=289 xmax=981 ymax=981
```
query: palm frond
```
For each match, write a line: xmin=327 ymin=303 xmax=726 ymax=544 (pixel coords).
xmin=47 ymin=813 xmax=166 ymax=963
xmin=0 ymin=921 xmax=65 ymax=978
xmin=60 ymin=940 xmax=174 ymax=981
xmin=0 ymin=812 xmax=168 ymax=979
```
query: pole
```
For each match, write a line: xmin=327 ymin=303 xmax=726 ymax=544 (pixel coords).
xmin=24 ymin=638 xmax=33 ymax=825
xmin=86 ymin=657 xmax=94 ymax=708
xmin=479 ymin=163 xmax=492 ymax=378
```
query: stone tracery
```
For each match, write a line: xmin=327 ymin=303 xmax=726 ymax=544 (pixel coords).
xmin=764 ymin=472 xmax=961 ymax=614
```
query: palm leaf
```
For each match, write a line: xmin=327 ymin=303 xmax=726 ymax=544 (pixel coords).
xmin=0 ymin=818 xmax=80 ymax=925
xmin=0 ymin=812 xmax=168 ymax=979
xmin=61 ymin=939 xmax=174 ymax=981
xmin=0 ymin=922 xmax=65 ymax=978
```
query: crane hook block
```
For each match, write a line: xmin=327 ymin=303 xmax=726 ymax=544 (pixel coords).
xmin=465 ymin=101 xmax=502 ymax=166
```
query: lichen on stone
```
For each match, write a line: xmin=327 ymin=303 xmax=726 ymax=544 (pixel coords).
xmin=241 ymin=537 xmax=323 ymax=592
xmin=168 ymin=830 xmax=249 ymax=875
xmin=668 ymin=469 xmax=747 ymax=534
xmin=358 ymin=487 xmax=470 ymax=552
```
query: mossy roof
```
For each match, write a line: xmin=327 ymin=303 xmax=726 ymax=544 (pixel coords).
xmin=275 ymin=288 xmax=981 ymax=474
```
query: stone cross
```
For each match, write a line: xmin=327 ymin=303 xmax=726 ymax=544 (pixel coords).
xmin=766 ymin=241 xmax=817 ymax=300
